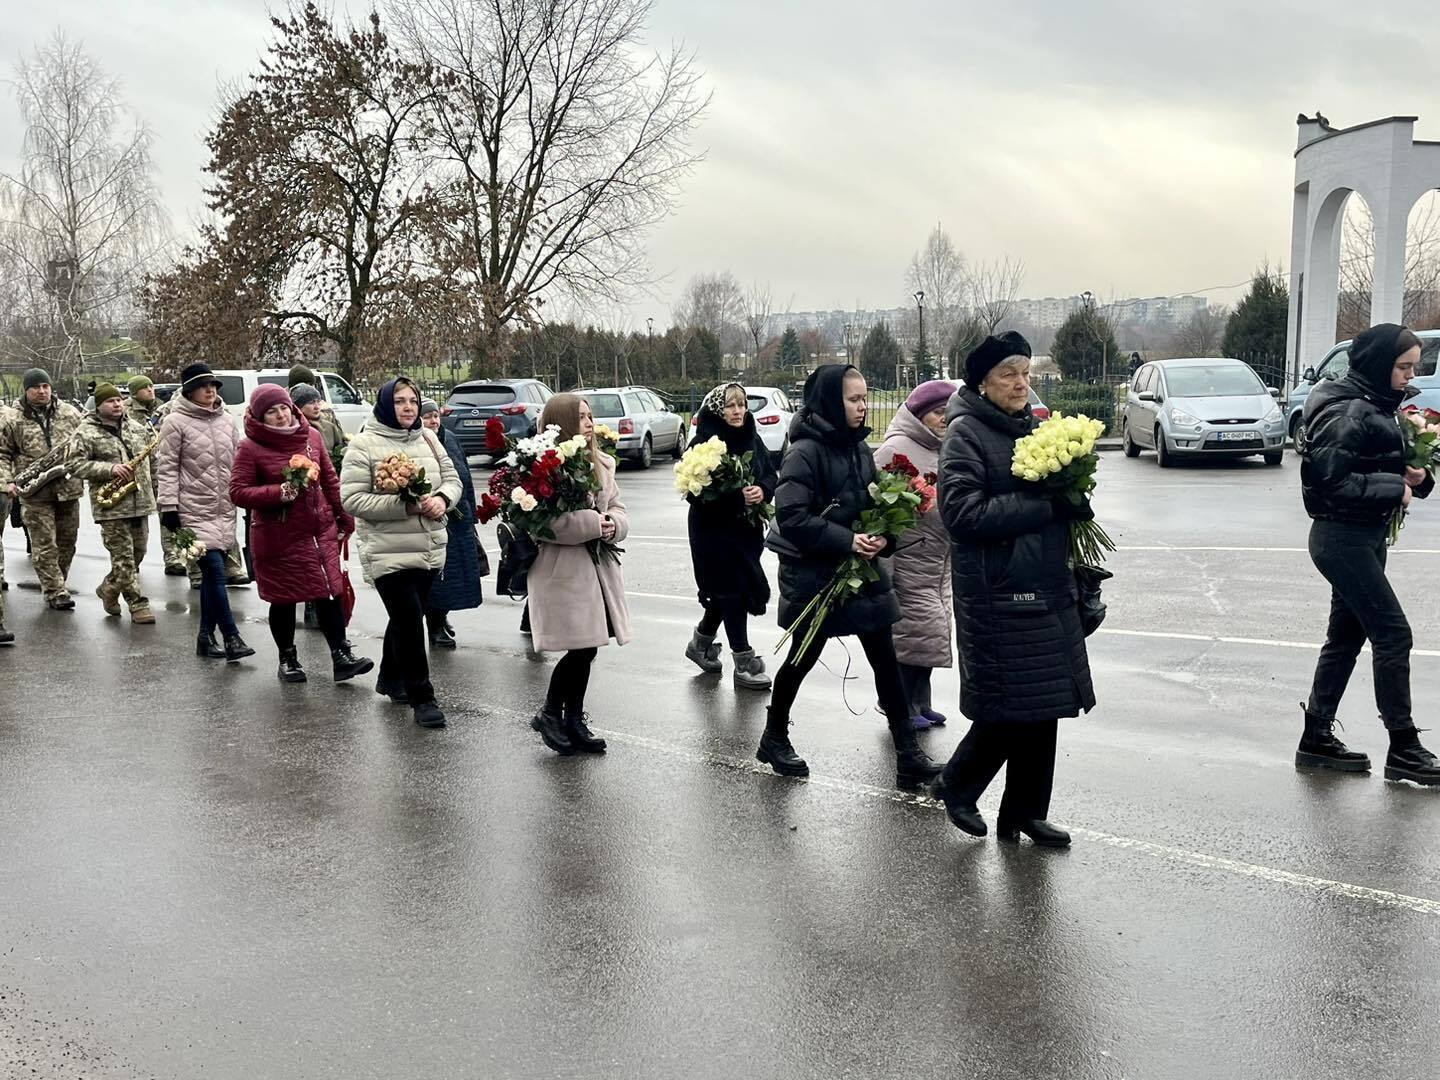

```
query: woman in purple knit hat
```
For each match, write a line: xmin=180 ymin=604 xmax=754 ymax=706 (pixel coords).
xmin=873 ymin=380 xmax=957 ymax=728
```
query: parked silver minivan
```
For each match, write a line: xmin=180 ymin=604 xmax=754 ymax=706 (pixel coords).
xmin=1120 ymin=357 xmax=1287 ymax=467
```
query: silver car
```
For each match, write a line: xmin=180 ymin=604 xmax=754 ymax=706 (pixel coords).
xmin=1121 ymin=357 xmax=1286 ymax=467
xmin=582 ymin=386 xmax=686 ymax=469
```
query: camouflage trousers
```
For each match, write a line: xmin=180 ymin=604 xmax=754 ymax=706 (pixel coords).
xmin=21 ymin=498 xmax=80 ymax=601
xmin=99 ymin=517 xmax=150 ymax=607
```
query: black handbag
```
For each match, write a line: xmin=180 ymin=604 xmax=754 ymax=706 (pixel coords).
xmin=1074 ymin=563 xmax=1112 ymax=637
xmin=475 ymin=532 xmax=491 ymax=578
xmin=495 ymin=522 xmax=537 ymax=598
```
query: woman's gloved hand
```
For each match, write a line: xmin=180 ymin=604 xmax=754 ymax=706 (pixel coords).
xmin=1052 ymin=496 xmax=1095 ymax=522
xmin=160 ymin=510 xmax=183 ymax=531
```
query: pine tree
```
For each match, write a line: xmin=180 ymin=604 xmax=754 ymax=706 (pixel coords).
xmin=1222 ymin=263 xmax=1289 ymax=386
xmin=859 ymin=322 xmax=902 ymax=389
xmin=779 ymin=327 xmax=805 ymax=371
xmin=1052 ymin=306 xmax=1121 ymax=382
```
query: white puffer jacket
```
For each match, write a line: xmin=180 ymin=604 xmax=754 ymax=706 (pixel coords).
xmin=156 ymin=396 xmax=239 ymax=552
xmin=340 ymin=418 xmax=462 ymax=584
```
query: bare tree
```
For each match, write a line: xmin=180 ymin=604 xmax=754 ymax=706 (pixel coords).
xmin=905 ymin=223 xmax=965 ymax=344
xmin=1338 ymin=194 xmax=1440 ymax=339
xmin=398 ymin=0 xmax=708 ymax=365
xmin=968 ymin=256 xmax=1026 ymax=333
xmin=1172 ymin=304 xmax=1229 ymax=357
xmin=0 ymin=31 xmax=165 ymax=386
xmin=673 ymin=270 xmax=745 ymax=353
xmin=742 ymin=279 xmax=773 ymax=369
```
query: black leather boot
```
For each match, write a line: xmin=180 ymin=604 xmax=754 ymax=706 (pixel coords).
xmin=756 ymin=707 xmax=808 ymax=777
xmin=375 ymin=677 xmax=409 ymax=704
xmin=277 ymin=646 xmax=306 ymax=683
xmin=1385 ymin=727 xmax=1440 ymax=786
xmin=889 ymin=720 xmax=944 ymax=789
xmin=1295 ymin=707 xmax=1371 ymax=772
xmin=413 ymin=701 xmax=447 ymax=728
xmin=563 ymin=706 xmax=607 ymax=753
xmin=331 ymin=646 xmax=374 ymax=682
xmin=196 ymin=631 xmax=226 ymax=659
xmin=932 ymin=771 xmax=986 ymax=836
xmin=531 ymin=703 xmax=575 ymax=755
xmin=995 ymin=815 xmax=1072 ymax=847
xmin=223 ymin=633 xmax=255 ymax=663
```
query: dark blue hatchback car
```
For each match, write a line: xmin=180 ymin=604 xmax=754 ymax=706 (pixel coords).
xmin=442 ymin=379 xmax=554 ymax=460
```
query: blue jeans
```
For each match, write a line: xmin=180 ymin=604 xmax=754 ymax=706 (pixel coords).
xmin=198 ymin=549 xmax=238 ymax=638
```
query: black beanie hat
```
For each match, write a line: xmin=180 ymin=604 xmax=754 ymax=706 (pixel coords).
xmin=179 ymin=363 xmax=221 ymax=398
xmin=964 ymin=331 xmax=1032 ymax=390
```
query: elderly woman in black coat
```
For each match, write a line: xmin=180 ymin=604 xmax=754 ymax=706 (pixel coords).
xmin=683 ymin=383 xmax=778 ymax=689
xmin=933 ymin=332 xmax=1095 ymax=847
xmin=761 ymin=364 xmax=943 ymax=789
xmin=1298 ymin=323 xmax=1438 ymax=785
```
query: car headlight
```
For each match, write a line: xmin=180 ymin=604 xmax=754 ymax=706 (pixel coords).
xmin=1262 ymin=404 xmax=1282 ymax=424
xmin=1169 ymin=408 xmax=1201 ymax=426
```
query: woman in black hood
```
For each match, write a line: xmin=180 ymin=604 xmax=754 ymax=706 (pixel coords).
xmin=760 ymin=364 xmax=943 ymax=789
xmin=682 ymin=383 xmax=778 ymax=689
xmin=1297 ymin=322 xmax=1439 ymax=785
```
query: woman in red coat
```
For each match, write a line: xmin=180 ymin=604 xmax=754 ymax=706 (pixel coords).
xmin=230 ymin=384 xmax=374 ymax=684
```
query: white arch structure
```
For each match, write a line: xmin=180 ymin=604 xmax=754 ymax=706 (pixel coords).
xmin=1287 ymin=114 xmax=1440 ymax=378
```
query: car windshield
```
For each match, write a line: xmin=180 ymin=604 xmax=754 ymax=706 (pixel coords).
xmin=747 ymin=395 xmax=768 ymax=412
xmin=585 ymin=393 xmax=625 ymax=417
xmin=1165 ymin=365 xmax=1264 ymax=397
xmin=448 ymin=385 xmax=515 ymax=407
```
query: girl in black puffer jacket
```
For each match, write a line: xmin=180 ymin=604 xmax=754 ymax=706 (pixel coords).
xmin=931 ymin=332 xmax=1095 ymax=848
xmin=1298 ymin=322 xmax=1439 ymax=785
xmin=760 ymin=364 xmax=943 ymax=789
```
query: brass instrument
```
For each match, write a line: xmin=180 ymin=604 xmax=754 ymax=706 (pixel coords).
xmin=14 ymin=440 xmax=76 ymax=498
xmin=95 ymin=432 xmax=162 ymax=511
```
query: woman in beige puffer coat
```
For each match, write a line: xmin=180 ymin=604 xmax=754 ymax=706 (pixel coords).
xmin=341 ymin=376 xmax=461 ymax=730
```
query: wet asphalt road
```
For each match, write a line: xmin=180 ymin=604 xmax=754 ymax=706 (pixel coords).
xmin=3 ymin=447 xmax=1440 ymax=1080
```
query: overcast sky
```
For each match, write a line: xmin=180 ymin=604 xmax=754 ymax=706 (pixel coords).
xmin=2 ymin=0 xmax=1437 ymax=322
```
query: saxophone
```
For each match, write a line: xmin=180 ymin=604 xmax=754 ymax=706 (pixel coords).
xmin=15 ymin=440 xmax=76 ymax=498
xmin=95 ymin=432 xmax=162 ymax=511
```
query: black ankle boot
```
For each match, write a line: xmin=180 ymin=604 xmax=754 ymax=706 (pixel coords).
xmin=223 ymin=633 xmax=255 ymax=663
xmin=932 ymin=772 xmax=987 ymax=836
xmin=756 ymin=707 xmax=808 ymax=777
xmin=375 ymin=677 xmax=408 ymax=704
xmin=563 ymin=706 xmax=607 ymax=753
xmin=331 ymin=646 xmax=374 ymax=682
xmin=196 ymin=631 xmax=226 ymax=659
xmin=277 ymin=646 xmax=306 ymax=683
xmin=1296 ymin=707 xmax=1371 ymax=772
xmin=1385 ymin=727 xmax=1440 ymax=786
xmin=995 ymin=815 xmax=1071 ymax=847
xmin=531 ymin=703 xmax=575 ymax=755
xmin=889 ymin=720 xmax=944 ymax=789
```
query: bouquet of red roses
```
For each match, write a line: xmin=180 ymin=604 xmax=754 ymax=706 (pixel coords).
xmin=478 ymin=424 xmax=621 ymax=566
xmin=773 ymin=453 xmax=935 ymax=659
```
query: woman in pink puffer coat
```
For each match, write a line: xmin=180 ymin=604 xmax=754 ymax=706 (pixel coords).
xmin=230 ymin=384 xmax=374 ymax=685
xmin=156 ymin=363 xmax=255 ymax=663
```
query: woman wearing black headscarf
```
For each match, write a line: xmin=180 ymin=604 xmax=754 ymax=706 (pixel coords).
xmin=340 ymin=377 xmax=461 ymax=729
xmin=683 ymin=383 xmax=778 ymax=689
xmin=1298 ymin=322 xmax=1439 ymax=785
xmin=760 ymin=364 xmax=944 ymax=789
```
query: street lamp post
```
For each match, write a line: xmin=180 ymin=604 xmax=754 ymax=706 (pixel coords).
xmin=1080 ymin=290 xmax=1108 ymax=382
xmin=913 ymin=290 xmax=925 ymax=388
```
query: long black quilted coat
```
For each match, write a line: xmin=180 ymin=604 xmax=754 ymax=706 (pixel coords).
xmin=939 ymin=386 xmax=1095 ymax=724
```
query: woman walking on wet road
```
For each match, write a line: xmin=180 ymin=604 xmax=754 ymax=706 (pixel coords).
xmin=758 ymin=363 xmax=944 ymax=789
xmin=526 ymin=393 xmax=631 ymax=757
xmin=932 ymin=333 xmax=1095 ymax=847
xmin=419 ymin=399 xmax=483 ymax=650
xmin=683 ymin=383 xmax=777 ymax=690
xmin=1297 ymin=322 xmax=1440 ymax=785
xmin=873 ymin=379 xmax=955 ymax=729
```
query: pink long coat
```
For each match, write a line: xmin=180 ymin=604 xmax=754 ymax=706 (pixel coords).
xmin=156 ymin=396 xmax=238 ymax=552
xmin=527 ymin=453 xmax=632 ymax=652
xmin=230 ymin=414 xmax=354 ymax=605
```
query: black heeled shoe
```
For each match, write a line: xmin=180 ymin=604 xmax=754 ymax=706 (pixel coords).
xmin=995 ymin=816 xmax=1071 ymax=848
xmin=932 ymin=774 xmax=986 ymax=836
xmin=223 ymin=633 xmax=255 ymax=663
xmin=196 ymin=631 xmax=226 ymax=659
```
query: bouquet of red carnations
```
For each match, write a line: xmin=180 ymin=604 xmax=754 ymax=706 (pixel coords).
xmin=1389 ymin=407 xmax=1440 ymax=545
xmin=478 ymin=425 xmax=621 ymax=566
xmin=773 ymin=453 xmax=935 ymax=659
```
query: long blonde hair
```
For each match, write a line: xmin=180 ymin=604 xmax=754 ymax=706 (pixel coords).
xmin=539 ymin=392 xmax=602 ymax=467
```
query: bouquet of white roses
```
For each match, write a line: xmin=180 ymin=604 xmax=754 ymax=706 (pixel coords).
xmin=1011 ymin=413 xmax=1115 ymax=567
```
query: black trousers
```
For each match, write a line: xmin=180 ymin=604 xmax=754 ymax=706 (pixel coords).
xmin=770 ymin=626 xmax=909 ymax=729
xmin=546 ymin=647 xmax=598 ymax=712
xmin=898 ymin=662 xmax=933 ymax=714
xmin=374 ymin=568 xmax=436 ymax=705
xmin=943 ymin=719 xmax=1059 ymax=821
xmin=1306 ymin=519 xmax=1413 ymax=729
xmin=269 ymin=599 xmax=346 ymax=653
xmin=697 ymin=597 xmax=750 ymax=651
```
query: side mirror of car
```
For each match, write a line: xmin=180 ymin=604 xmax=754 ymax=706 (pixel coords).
xmin=1301 ymin=367 xmax=1317 ymax=383
xmin=1137 ymin=391 xmax=1157 ymax=403
xmin=1268 ymin=387 xmax=1281 ymax=398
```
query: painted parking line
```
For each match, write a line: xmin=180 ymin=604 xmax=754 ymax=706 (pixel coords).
xmin=527 ymin=716 xmax=1440 ymax=918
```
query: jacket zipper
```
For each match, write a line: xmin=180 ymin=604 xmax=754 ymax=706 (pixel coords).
xmin=312 ymin=536 xmax=335 ymax=598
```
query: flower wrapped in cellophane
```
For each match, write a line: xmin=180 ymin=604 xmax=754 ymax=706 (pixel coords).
xmin=1010 ymin=413 xmax=1115 ymax=567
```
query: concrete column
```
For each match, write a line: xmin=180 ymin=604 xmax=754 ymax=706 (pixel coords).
xmin=1301 ymin=190 xmax=1345 ymax=365
xmin=1370 ymin=196 xmax=1410 ymax=325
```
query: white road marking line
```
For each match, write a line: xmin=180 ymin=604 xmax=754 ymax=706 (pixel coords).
xmin=547 ymin=722 xmax=1440 ymax=917
xmin=627 ymin=538 xmax=1440 ymax=555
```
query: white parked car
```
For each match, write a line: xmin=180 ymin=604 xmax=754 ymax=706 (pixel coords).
xmin=208 ymin=368 xmax=371 ymax=435
xmin=689 ymin=385 xmax=796 ymax=462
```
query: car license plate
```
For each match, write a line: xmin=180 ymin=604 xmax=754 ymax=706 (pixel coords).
xmin=1216 ymin=430 xmax=1253 ymax=442
xmin=463 ymin=419 xmax=486 ymax=427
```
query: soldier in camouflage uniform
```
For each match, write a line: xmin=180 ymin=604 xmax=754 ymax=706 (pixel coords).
xmin=151 ymin=388 xmax=249 ymax=587
xmin=69 ymin=383 xmax=157 ymax=623
xmin=126 ymin=374 xmax=182 ymax=575
xmin=0 ymin=401 xmax=15 ymax=643
xmin=0 ymin=369 xmax=85 ymax=610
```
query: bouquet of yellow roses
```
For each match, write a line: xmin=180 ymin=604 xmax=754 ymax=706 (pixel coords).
xmin=674 ymin=435 xmax=775 ymax=527
xmin=1011 ymin=413 xmax=1115 ymax=567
